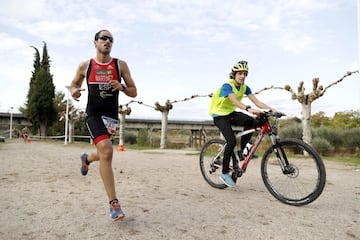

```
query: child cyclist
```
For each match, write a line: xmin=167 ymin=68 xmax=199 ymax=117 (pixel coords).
xmin=209 ymin=60 xmax=280 ymax=187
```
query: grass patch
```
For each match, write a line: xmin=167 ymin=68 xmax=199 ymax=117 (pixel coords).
xmin=123 ymin=145 xmax=158 ymax=150
xmin=322 ymin=155 xmax=360 ymax=165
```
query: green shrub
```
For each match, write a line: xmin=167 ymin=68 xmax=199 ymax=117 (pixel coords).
xmin=313 ymin=126 xmax=343 ymax=150
xmin=150 ymin=136 xmax=160 ymax=148
xmin=341 ymin=128 xmax=360 ymax=151
xmin=311 ymin=137 xmax=334 ymax=156
xmin=124 ymin=132 xmax=137 ymax=144
xmin=137 ymin=129 xmax=148 ymax=146
xmin=279 ymin=123 xmax=302 ymax=140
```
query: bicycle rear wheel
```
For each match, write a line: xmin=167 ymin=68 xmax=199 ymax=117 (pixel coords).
xmin=199 ymin=138 xmax=227 ymax=189
xmin=261 ymin=138 xmax=326 ymax=206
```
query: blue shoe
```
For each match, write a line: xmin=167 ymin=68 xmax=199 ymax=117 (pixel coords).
xmin=80 ymin=153 xmax=89 ymax=176
xmin=219 ymin=173 xmax=236 ymax=187
xmin=110 ymin=200 xmax=125 ymax=222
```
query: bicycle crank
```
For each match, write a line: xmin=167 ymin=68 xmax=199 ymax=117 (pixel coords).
xmin=232 ymin=170 xmax=243 ymax=183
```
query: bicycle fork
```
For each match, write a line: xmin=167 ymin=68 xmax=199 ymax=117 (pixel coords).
xmin=270 ymin=136 xmax=296 ymax=175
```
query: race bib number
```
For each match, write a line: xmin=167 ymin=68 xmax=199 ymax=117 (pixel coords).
xmin=101 ymin=116 xmax=119 ymax=135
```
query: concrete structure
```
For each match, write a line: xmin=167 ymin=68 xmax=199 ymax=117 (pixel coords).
xmin=0 ymin=112 xmax=31 ymax=138
xmin=0 ymin=112 xmax=240 ymax=148
xmin=124 ymin=118 xmax=218 ymax=148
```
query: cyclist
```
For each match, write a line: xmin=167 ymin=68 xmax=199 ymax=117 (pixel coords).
xmin=209 ymin=60 xmax=280 ymax=187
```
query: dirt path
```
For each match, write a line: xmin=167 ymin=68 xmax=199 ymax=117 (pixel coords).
xmin=0 ymin=140 xmax=359 ymax=240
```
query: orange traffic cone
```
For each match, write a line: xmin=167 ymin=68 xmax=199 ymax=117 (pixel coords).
xmin=117 ymin=136 xmax=125 ymax=151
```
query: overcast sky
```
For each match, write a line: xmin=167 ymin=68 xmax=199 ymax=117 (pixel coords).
xmin=0 ymin=0 xmax=359 ymax=120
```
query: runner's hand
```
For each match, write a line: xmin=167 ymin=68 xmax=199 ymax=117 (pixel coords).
xmin=71 ymin=87 xmax=85 ymax=101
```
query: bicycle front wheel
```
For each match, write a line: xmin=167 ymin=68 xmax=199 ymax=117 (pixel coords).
xmin=199 ymin=138 xmax=227 ymax=189
xmin=261 ymin=138 xmax=326 ymax=206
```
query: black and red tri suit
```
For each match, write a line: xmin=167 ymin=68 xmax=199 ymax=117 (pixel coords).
xmin=84 ymin=58 xmax=121 ymax=144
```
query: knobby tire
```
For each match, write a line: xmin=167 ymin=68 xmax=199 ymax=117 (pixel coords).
xmin=261 ymin=138 xmax=326 ymax=206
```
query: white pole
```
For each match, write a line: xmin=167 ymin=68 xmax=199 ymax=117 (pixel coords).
xmin=65 ymin=86 xmax=70 ymax=145
xmin=9 ymin=107 xmax=13 ymax=139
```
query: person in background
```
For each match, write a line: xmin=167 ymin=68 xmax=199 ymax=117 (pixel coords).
xmin=70 ymin=29 xmax=137 ymax=221
xmin=21 ymin=126 xmax=29 ymax=143
xmin=209 ymin=60 xmax=280 ymax=187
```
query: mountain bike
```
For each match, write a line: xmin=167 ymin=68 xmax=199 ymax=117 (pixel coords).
xmin=199 ymin=111 xmax=326 ymax=206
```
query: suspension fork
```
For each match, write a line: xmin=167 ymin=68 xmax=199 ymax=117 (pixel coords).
xmin=269 ymin=134 xmax=290 ymax=173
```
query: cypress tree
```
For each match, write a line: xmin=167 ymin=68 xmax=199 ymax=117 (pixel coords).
xmin=26 ymin=42 xmax=56 ymax=137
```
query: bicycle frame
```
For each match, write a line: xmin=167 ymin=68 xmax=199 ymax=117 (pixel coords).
xmin=234 ymin=118 xmax=275 ymax=172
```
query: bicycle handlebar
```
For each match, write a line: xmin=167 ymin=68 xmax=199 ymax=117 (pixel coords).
xmin=261 ymin=111 xmax=286 ymax=119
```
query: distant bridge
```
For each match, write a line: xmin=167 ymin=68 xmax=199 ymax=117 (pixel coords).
xmin=0 ymin=112 xmax=218 ymax=147
xmin=123 ymin=118 xmax=242 ymax=148
xmin=124 ymin=118 xmax=218 ymax=148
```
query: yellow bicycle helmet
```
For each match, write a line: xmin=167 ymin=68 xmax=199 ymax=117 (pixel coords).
xmin=232 ymin=60 xmax=248 ymax=73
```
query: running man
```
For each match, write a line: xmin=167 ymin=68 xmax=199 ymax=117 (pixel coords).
xmin=70 ymin=29 xmax=137 ymax=221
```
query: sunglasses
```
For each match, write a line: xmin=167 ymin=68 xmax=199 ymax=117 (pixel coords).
xmin=98 ymin=35 xmax=113 ymax=43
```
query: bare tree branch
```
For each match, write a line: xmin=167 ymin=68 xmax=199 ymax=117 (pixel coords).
xmin=122 ymin=100 xmax=155 ymax=109
xmin=321 ymin=70 xmax=359 ymax=95
xmin=120 ymin=93 xmax=213 ymax=110
xmin=252 ymin=86 xmax=285 ymax=95
xmin=170 ymin=93 xmax=213 ymax=104
xmin=118 ymin=70 xmax=358 ymax=113
xmin=282 ymin=70 xmax=359 ymax=104
xmin=155 ymin=99 xmax=173 ymax=112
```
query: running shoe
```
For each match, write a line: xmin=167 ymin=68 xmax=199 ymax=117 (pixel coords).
xmin=219 ymin=173 xmax=236 ymax=187
xmin=80 ymin=153 xmax=89 ymax=176
xmin=110 ymin=200 xmax=125 ymax=222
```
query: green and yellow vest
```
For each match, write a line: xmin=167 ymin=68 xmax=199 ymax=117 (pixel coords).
xmin=209 ymin=79 xmax=247 ymax=116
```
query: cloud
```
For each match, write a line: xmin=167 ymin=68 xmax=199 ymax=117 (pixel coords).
xmin=1 ymin=0 xmax=344 ymax=53
xmin=0 ymin=0 xmax=47 ymax=20
xmin=0 ymin=0 xmax=356 ymax=118
xmin=278 ymin=32 xmax=314 ymax=54
xmin=0 ymin=33 xmax=30 ymax=55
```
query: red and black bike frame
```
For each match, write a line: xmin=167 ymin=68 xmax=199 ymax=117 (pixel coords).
xmin=239 ymin=117 xmax=274 ymax=172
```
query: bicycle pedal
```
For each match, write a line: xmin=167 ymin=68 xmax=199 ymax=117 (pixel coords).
xmin=231 ymin=172 xmax=238 ymax=183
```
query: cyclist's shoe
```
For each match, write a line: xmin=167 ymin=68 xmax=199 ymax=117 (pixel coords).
xmin=219 ymin=173 xmax=236 ymax=187
xmin=110 ymin=199 xmax=125 ymax=222
xmin=80 ymin=153 xmax=89 ymax=176
xmin=213 ymin=157 xmax=223 ymax=167
xmin=238 ymin=151 xmax=258 ymax=160
xmin=237 ymin=151 xmax=245 ymax=161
